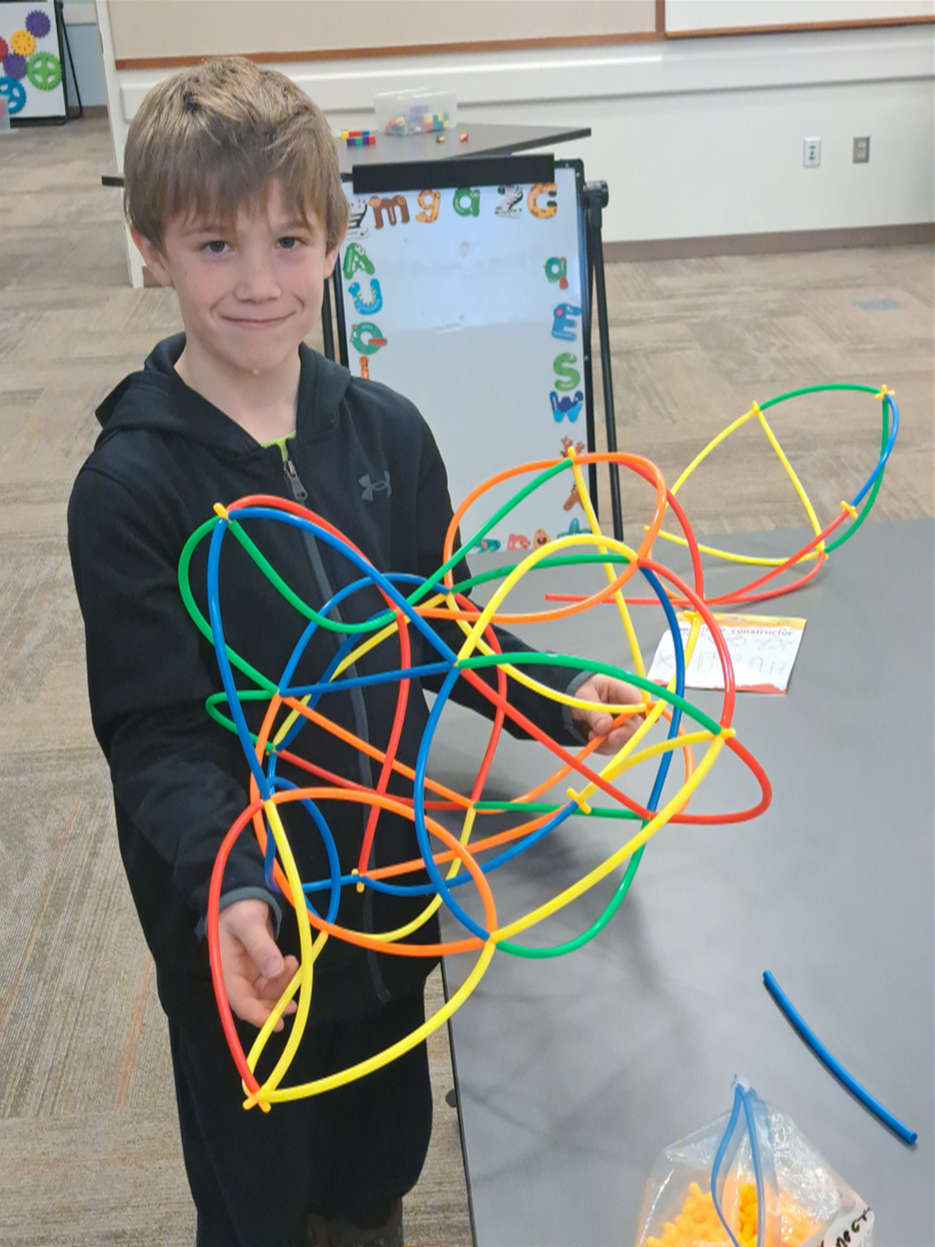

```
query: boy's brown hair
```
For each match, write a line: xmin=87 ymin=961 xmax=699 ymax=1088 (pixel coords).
xmin=123 ymin=57 xmax=348 ymax=252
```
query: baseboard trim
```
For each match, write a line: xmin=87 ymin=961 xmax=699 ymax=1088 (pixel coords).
xmin=605 ymin=223 xmax=935 ymax=261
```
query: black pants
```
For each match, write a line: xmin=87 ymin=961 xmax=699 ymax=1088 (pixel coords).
xmin=168 ymin=990 xmax=433 ymax=1247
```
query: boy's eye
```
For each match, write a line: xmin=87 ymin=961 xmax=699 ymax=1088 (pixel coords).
xmin=278 ymin=236 xmax=301 ymax=250
xmin=202 ymin=240 xmax=228 ymax=254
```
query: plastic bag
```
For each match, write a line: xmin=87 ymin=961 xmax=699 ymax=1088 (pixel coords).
xmin=634 ymin=1080 xmax=874 ymax=1247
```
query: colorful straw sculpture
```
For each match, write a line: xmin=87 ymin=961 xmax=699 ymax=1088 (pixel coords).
xmin=178 ymin=384 xmax=896 ymax=1111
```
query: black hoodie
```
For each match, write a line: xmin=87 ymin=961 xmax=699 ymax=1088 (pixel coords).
xmin=68 ymin=335 xmax=582 ymax=1023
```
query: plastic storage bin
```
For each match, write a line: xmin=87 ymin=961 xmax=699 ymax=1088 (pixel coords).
xmin=375 ymin=89 xmax=456 ymax=136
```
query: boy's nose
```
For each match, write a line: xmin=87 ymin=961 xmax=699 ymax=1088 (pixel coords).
xmin=234 ymin=256 xmax=281 ymax=302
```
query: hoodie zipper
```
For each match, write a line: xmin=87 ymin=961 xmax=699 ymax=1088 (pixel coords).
xmin=279 ymin=451 xmax=391 ymax=1004
xmin=283 ymin=455 xmax=308 ymax=503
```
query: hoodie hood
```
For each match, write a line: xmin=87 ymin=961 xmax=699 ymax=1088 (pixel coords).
xmin=94 ymin=333 xmax=352 ymax=454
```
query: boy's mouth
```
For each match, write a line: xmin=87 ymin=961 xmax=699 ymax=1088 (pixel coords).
xmin=225 ymin=315 xmax=292 ymax=328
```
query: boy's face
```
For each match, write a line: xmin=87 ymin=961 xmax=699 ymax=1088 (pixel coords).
xmin=133 ymin=181 xmax=341 ymax=382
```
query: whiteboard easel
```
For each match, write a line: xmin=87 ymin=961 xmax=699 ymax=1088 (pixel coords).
xmin=327 ymin=158 xmax=619 ymax=555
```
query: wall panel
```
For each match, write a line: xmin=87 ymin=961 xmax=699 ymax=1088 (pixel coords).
xmin=107 ymin=0 xmax=657 ymax=65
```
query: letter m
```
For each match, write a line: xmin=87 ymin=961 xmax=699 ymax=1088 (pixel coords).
xmin=369 ymin=195 xmax=410 ymax=229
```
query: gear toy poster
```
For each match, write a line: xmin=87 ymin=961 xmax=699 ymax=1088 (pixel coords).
xmin=0 ymin=3 xmax=66 ymax=122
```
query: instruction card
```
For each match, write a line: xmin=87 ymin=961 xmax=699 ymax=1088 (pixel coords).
xmin=647 ymin=614 xmax=806 ymax=694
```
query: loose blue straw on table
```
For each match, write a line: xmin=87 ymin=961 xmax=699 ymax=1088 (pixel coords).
xmin=763 ymin=970 xmax=917 ymax=1146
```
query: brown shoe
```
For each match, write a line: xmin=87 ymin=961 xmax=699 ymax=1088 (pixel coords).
xmin=309 ymin=1199 xmax=403 ymax=1247
xmin=332 ymin=1199 xmax=403 ymax=1247
xmin=308 ymin=1212 xmax=333 ymax=1246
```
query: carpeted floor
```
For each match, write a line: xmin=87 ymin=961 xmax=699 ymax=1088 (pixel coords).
xmin=0 ymin=116 xmax=931 ymax=1247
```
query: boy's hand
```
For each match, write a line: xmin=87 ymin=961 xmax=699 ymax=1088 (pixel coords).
xmin=217 ymin=898 xmax=299 ymax=1032
xmin=570 ymin=674 xmax=646 ymax=755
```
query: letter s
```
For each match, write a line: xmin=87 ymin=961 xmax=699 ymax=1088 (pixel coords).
xmin=553 ymin=353 xmax=581 ymax=392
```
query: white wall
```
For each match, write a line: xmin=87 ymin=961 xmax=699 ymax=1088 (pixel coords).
xmin=459 ymin=74 xmax=935 ymax=240
xmin=665 ymin=0 xmax=934 ymax=33
xmin=100 ymin=16 xmax=934 ymax=283
xmin=104 ymin=0 xmax=656 ymax=60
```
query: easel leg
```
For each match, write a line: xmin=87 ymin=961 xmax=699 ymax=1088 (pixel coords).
xmin=584 ymin=181 xmax=623 ymax=542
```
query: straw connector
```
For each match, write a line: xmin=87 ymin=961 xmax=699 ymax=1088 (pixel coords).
xmin=566 ymin=787 xmax=592 ymax=815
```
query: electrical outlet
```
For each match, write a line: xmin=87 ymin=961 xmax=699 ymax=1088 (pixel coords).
xmin=803 ymin=138 xmax=821 ymax=168
xmin=853 ymin=136 xmax=870 ymax=163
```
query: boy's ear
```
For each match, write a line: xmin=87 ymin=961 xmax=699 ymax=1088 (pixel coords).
xmin=130 ymin=226 xmax=174 ymax=288
xmin=324 ymin=225 xmax=347 ymax=279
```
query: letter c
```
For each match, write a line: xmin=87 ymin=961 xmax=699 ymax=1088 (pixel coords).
xmin=528 ymin=183 xmax=557 ymax=219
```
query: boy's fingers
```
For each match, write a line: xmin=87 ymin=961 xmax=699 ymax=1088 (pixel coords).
xmin=264 ymin=953 xmax=299 ymax=991
xmin=589 ymin=714 xmax=642 ymax=754
xmin=239 ymin=1000 xmax=270 ymax=1028
xmin=252 ymin=956 xmax=300 ymax=1006
xmin=229 ymin=978 xmax=298 ymax=1028
xmin=230 ymin=918 xmax=282 ymax=981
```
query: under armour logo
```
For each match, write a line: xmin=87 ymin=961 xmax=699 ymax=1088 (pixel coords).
xmin=359 ymin=471 xmax=391 ymax=501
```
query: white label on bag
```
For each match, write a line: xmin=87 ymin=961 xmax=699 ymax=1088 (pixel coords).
xmin=818 ymin=1205 xmax=874 ymax=1247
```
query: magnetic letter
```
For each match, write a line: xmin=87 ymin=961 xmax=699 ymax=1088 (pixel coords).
xmin=346 ymin=198 xmax=370 ymax=237
xmin=452 ymin=187 xmax=481 ymax=217
xmin=350 ymin=321 xmax=388 ymax=355
xmin=343 ymin=243 xmax=374 ymax=280
xmin=553 ymin=353 xmax=581 ymax=392
xmin=416 ymin=189 xmax=441 ymax=222
xmin=550 ymin=390 xmax=584 ymax=422
xmin=545 ymin=256 xmax=568 ymax=288
xmin=495 ymin=185 xmax=523 ymax=217
xmin=348 ymin=278 xmax=383 ymax=315
xmin=528 ymin=183 xmax=557 ymax=219
xmin=369 ymin=195 xmax=410 ymax=228
xmin=551 ymin=303 xmax=582 ymax=341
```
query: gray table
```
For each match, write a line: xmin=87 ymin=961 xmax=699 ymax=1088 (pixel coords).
xmin=103 ymin=124 xmax=592 ymax=189
xmin=337 ymin=121 xmax=591 ymax=177
xmin=432 ymin=517 xmax=934 ymax=1246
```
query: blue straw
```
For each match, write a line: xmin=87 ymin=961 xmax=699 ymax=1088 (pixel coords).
xmin=763 ymin=970 xmax=917 ymax=1145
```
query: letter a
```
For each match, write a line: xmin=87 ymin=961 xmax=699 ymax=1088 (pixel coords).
xmin=343 ymin=243 xmax=375 ymax=280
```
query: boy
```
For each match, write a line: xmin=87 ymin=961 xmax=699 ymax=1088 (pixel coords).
xmin=68 ymin=58 xmax=640 ymax=1247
